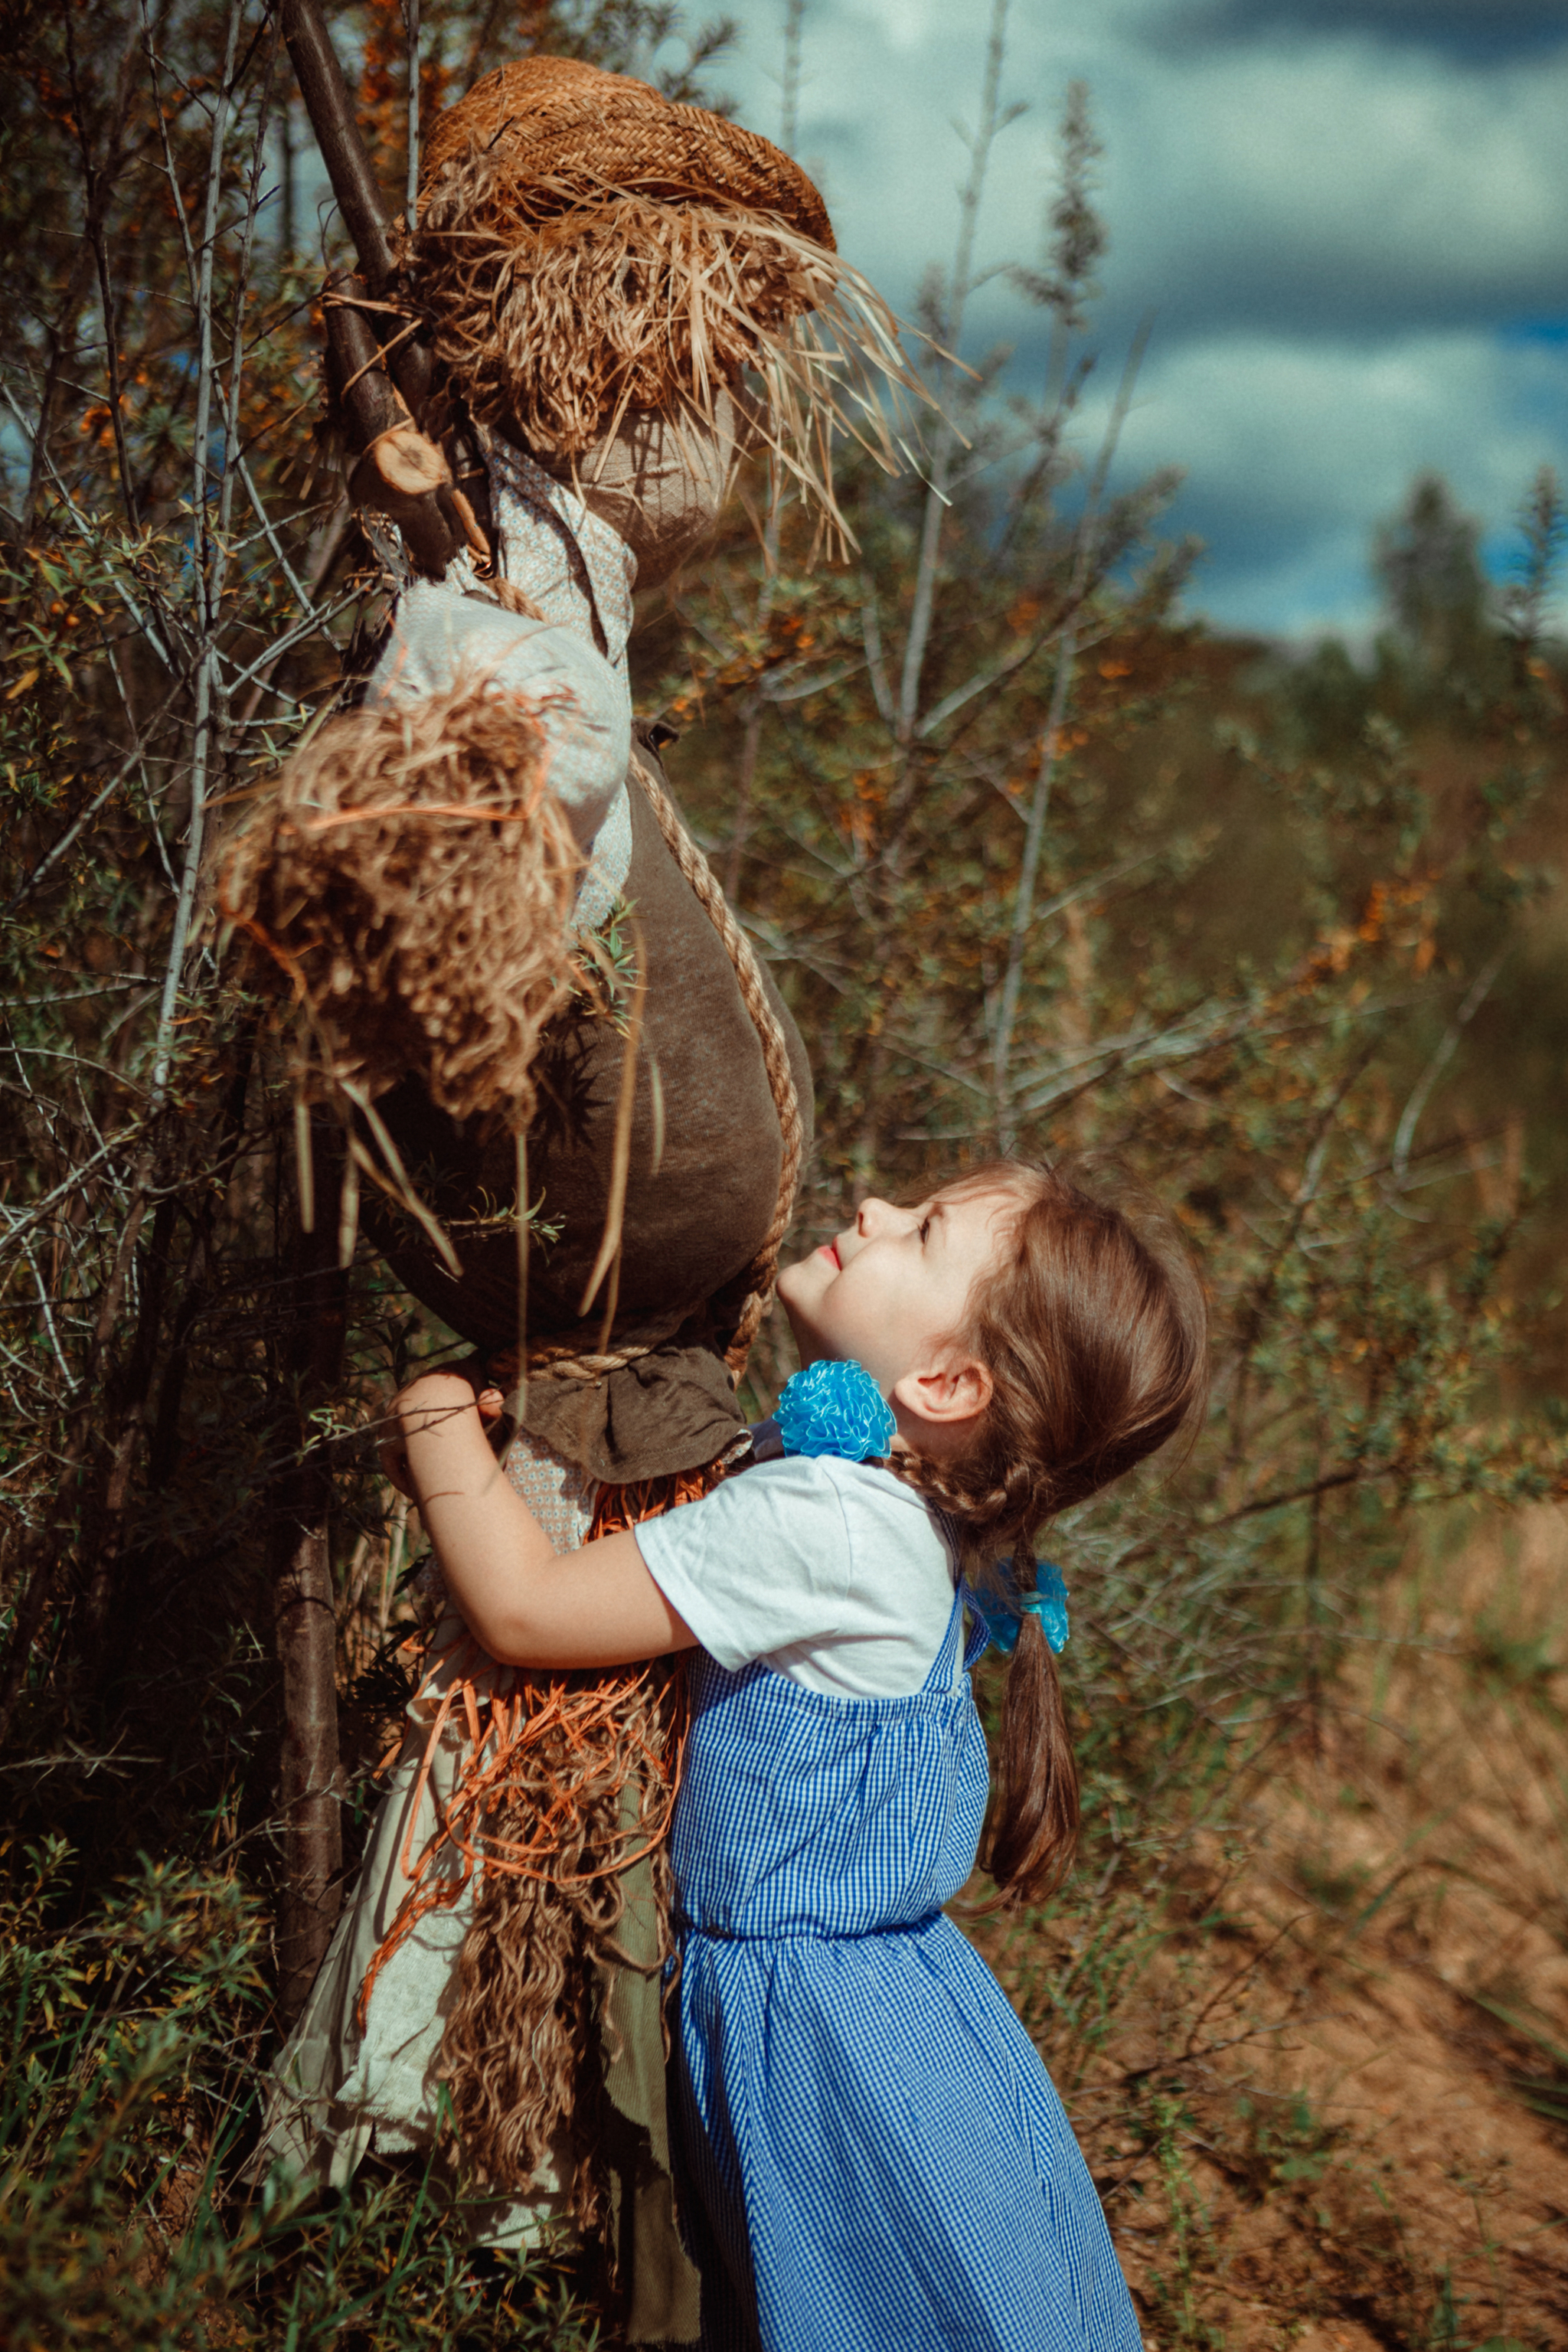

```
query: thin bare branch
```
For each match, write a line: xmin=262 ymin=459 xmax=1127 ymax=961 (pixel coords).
xmin=991 ymin=318 xmax=1151 ymax=1147
xmin=897 ymin=0 xmax=1013 ymax=738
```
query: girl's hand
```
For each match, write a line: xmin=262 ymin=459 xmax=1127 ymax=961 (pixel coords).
xmin=371 ymin=1369 xmax=694 ymax=1671
xmin=379 ymin=1370 xmax=505 ymax=1501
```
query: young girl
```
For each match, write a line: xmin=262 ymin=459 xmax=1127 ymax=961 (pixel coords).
xmin=383 ymin=1161 xmax=1206 ymax=2350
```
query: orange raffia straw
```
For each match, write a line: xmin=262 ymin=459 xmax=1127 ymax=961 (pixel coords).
xmin=354 ymin=1462 xmax=718 ymax=2031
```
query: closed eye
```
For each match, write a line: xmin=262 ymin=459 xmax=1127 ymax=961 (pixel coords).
xmin=918 ymin=1213 xmax=933 ymax=1243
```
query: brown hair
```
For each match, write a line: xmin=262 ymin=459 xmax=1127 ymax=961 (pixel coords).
xmin=897 ymin=1160 xmax=1208 ymax=1907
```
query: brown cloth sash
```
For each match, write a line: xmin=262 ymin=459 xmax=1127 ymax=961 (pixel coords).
xmin=361 ymin=735 xmax=813 ymax=1480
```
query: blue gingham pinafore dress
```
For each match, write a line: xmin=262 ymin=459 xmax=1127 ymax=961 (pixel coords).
xmin=669 ymin=1587 xmax=1144 ymax=2352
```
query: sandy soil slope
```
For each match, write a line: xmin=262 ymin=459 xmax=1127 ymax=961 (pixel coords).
xmin=981 ymin=1505 xmax=1568 ymax=2349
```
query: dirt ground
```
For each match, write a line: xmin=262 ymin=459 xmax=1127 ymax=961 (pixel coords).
xmin=983 ymin=1505 xmax=1568 ymax=2350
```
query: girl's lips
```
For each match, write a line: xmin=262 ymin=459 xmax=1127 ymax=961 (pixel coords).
xmin=818 ymin=1241 xmax=841 ymax=1269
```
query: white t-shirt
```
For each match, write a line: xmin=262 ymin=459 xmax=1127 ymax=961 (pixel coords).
xmin=635 ymin=1455 xmax=960 ymax=1700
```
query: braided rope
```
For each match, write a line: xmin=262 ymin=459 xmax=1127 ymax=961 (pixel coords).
xmin=482 ymin=574 xmax=547 ymax=622
xmin=524 ymin=1334 xmax=668 ymax=1380
xmin=488 ymin=1308 xmax=692 ymax=1394
xmin=629 ymin=750 xmax=802 ymax=1371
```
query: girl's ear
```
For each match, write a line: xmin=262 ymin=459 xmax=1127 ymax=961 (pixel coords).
xmin=891 ymin=1354 xmax=993 ymax=1432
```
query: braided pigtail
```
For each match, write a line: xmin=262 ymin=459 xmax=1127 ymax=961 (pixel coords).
xmin=989 ymin=1608 xmax=1080 ymax=1902
xmin=900 ymin=1465 xmax=1082 ymax=1906
xmin=895 ymin=1158 xmax=1208 ymax=1906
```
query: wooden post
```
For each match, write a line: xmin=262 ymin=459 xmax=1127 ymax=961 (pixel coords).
xmin=270 ymin=1125 xmax=350 ymax=2023
xmin=280 ymin=0 xmax=478 ymax=578
xmin=270 ymin=2 xmax=433 ymax=2008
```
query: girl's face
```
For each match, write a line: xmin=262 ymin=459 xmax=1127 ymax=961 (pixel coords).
xmin=777 ymin=1186 xmax=1018 ymax=1396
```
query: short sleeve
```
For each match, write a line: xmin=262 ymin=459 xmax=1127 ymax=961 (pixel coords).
xmin=633 ymin=1457 xmax=855 ymax=1673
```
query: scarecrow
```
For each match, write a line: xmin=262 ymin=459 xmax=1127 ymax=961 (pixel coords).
xmin=232 ymin=47 xmax=910 ymax=2341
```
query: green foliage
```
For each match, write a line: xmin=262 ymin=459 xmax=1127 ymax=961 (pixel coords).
xmin=0 ymin=1838 xmax=608 ymax=2347
xmin=1141 ymin=2089 xmax=1227 ymax=2350
xmin=1 ymin=1837 xmax=259 ymax=2347
xmin=1375 ymin=472 xmax=1491 ymax=683
xmin=1501 ymin=465 xmax=1566 ymax=652
xmin=1230 ymin=2092 xmax=1341 ymax=2193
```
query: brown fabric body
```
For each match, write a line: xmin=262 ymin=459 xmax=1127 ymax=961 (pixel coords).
xmin=362 ymin=743 xmax=813 ymax=1480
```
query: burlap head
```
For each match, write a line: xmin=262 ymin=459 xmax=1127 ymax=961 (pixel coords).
xmin=413 ymin=54 xmax=913 ymax=556
xmin=420 ymin=54 xmax=835 ymax=248
xmin=413 ymin=56 xmax=849 ymax=462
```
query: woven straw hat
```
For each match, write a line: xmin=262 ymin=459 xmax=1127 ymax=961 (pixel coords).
xmin=420 ymin=54 xmax=834 ymax=247
xmin=413 ymin=54 xmax=913 ymax=549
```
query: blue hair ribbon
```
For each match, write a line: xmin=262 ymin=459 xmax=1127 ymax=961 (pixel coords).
xmin=751 ymin=1367 xmax=1067 ymax=1655
xmin=969 ymin=1560 xmax=1070 ymax=1658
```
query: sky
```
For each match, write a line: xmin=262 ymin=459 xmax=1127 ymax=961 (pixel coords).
xmin=671 ymin=0 xmax=1568 ymax=642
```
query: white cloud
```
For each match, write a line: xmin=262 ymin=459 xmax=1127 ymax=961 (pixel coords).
xmin=695 ymin=0 xmax=1568 ymax=633
xmin=720 ymin=5 xmax=1568 ymax=328
xmin=1109 ymin=34 xmax=1568 ymax=326
xmin=1073 ymin=326 xmax=1567 ymax=632
xmin=1103 ymin=329 xmax=1559 ymax=519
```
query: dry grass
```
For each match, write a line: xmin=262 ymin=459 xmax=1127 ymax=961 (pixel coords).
xmin=220 ymin=677 xmax=580 ymax=1129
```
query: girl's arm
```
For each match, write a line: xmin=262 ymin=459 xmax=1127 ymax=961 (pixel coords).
xmin=384 ymin=1371 xmax=697 ymax=1668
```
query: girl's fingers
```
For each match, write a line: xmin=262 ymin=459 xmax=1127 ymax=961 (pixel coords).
xmin=475 ymin=1386 xmax=505 ymax=1422
xmin=379 ymin=1436 xmax=416 ymax=1498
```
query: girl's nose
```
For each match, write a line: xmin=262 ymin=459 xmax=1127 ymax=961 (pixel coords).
xmin=856 ymin=1196 xmax=906 ymax=1236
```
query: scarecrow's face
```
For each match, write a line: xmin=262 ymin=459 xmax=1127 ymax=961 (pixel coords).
xmin=524 ymin=387 xmax=756 ymax=588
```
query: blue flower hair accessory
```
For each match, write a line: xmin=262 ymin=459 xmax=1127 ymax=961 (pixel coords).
xmin=773 ymin=1358 xmax=897 ymax=1462
xmin=969 ymin=1559 xmax=1070 ymax=1658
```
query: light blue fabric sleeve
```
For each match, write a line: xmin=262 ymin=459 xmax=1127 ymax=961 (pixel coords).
xmin=634 ymin=1458 xmax=854 ymax=1673
xmin=364 ymin=580 xmax=630 ymax=852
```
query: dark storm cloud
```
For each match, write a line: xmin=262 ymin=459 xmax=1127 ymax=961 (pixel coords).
xmin=1158 ymin=1 xmax=1568 ymax=60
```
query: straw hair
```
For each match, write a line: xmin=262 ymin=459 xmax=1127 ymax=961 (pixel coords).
xmin=417 ymin=170 xmax=820 ymax=460
xmin=413 ymin=57 xmax=920 ymax=554
xmin=222 ymin=677 xmax=580 ymax=1125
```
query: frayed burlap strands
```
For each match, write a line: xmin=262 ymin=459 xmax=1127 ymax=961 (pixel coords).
xmin=436 ymin=1661 xmax=686 ymax=2230
xmin=417 ymin=169 xmax=818 ymax=459
xmin=358 ymin=1465 xmax=720 ymax=2226
xmin=222 ymin=677 xmax=580 ymax=1129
